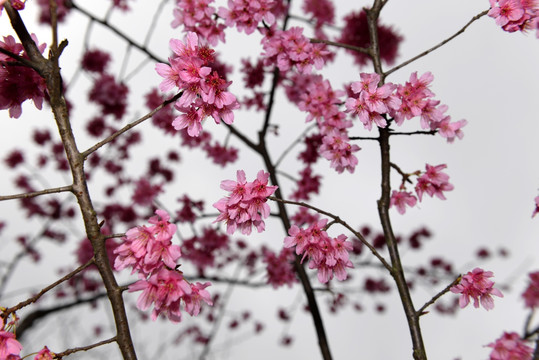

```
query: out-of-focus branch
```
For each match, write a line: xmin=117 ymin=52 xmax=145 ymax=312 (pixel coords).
xmin=310 ymin=38 xmax=371 ymax=55
xmin=68 ymin=0 xmax=166 ymax=64
xmin=0 ymin=185 xmax=73 ymax=201
xmin=384 ymin=10 xmax=489 ymax=78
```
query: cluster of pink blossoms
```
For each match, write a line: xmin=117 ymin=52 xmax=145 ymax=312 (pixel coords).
xmin=487 ymin=332 xmax=533 ymax=360
xmin=0 ymin=0 xmax=25 ymax=14
xmin=171 ymin=0 xmax=225 ymax=46
xmin=113 ymin=209 xmax=212 ymax=322
xmin=284 ymin=219 xmax=354 ymax=284
xmin=450 ymin=267 xmax=503 ymax=310
xmin=262 ymin=27 xmax=330 ymax=74
xmin=345 ymin=72 xmax=467 ymax=142
xmin=213 ymin=170 xmax=278 ymax=235
xmin=0 ymin=35 xmax=47 ymax=118
xmin=488 ymin=0 xmax=539 ymax=35
xmin=156 ymin=32 xmax=239 ymax=137
xmin=390 ymin=163 xmax=453 ymax=214
xmin=218 ymin=0 xmax=278 ymax=34
xmin=292 ymin=74 xmax=360 ymax=173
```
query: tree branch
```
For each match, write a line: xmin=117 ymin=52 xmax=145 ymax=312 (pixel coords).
xmin=0 ymin=185 xmax=73 ymax=202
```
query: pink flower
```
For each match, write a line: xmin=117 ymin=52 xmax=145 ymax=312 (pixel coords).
xmin=389 ymin=190 xmax=417 ymax=214
xmin=415 ymin=164 xmax=454 ymax=201
xmin=0 ymin=331 xmax=22 ymax=359
xmin=34 ymin=346 xmax=53 ymax=360
xmin=129 ymin=268 xmax=192 ymax=322
xmin=450 ymin=268 xmax=503 ymax=310
xmin=183 ymin=282 xmax=213 ymax=316
xmin=487 ymin=332 xmax=533 ymax=360
xmin=284 ymin=219 xmax=353 ymax=284
xmin=522 ymin=271 xmax=539 ymax=308
xmin=263 ymin=248 xmax=297 ymax=288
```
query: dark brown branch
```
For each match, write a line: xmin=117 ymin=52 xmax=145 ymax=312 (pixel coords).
xmin=0 ymin=185 xmax=73 ymax=201
xmin=384 ymin=10 xmax=489 ymax=78
xmin=389 ymin=130 xmax=437 ymax=136
xmin=367 ymin=1 xmax=427 ymax=359
xmin=416 ymin=275 xmax=461 ymax=316
xmin=82 ymin=92 xmax=182 ymax=158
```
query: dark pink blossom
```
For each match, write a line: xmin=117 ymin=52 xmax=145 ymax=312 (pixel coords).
xmin=81 ymin=49 xmax=111 ymax=73
xmin=88 ymin=74 xmax=129 ymax=119
xmin=532 ymin=196 xmax=539 ymax=218
xmin=0 ymin=330 xmax=22 ymax=359
xmin=450 ymin=267 xmax=503 ymax=310
xmin=522 ymin=271 xmax=539 ymax=308
xmin=34 ymin=346 xmax=53 ymax=360
xmin=0 ymin=35 xmax=47 ymax=118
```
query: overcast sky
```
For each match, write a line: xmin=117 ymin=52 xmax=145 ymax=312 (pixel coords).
xmin=1 ymin=1 xmax=538 ymax=359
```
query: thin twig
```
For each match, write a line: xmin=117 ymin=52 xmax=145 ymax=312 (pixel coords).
xmin=384 ymin=10 xmax=489 ymax=77
xmin=389 ymin=130 xmax=437 ymax=136
xmin=0 ymin=185 xmax=73 ymax=202
xmin=416 ymin=275 xmax=461 ymax=316
xmin=53 ymin=336 xmax=117 ymax=358
xmin=274 ymin=124 xmax=316 ymax=168
xmin=82 ymin=92 xmax=182 ymax=158
xmin=2 ymin=259 xmax=94 ymax=316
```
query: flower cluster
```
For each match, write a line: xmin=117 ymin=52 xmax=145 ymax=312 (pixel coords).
xmin=171 ymin=0 xmax=225 ymax=46
xmin=284 ymin=219 xmax=354 ymax=284
xmin=213 ymin=170 xmax=278 ymax=235
xmin=414 ymin=164 xmax=454 ymax=201
xmin=532 ymin=196 xmax=539 ymax=218
xmin=390 ymin=163 xmax=453 ymax=214
xmin=114 ymin=209 xmax=212 ymax=322
xmin=0 ymin=0 xmax=25 ymax=15
xmin=345 ymin=72 xmax=401 ymax=130
xmin=346 ymin=72 xmax=467 ymax=142
xmin=450 ymin=267 xmax=503 ymax=310
xmin=218 ymin=0 xmax=277 ymax=34
xmin=0 ymin=35 xmax=47 ymax=118
xmin=262 ymin=27 xmax=330 ymax=74
xmin=487 ymin=332 xmax=533 ymax=360
xmin=156 ymin=32 xmax=239 ymax=137
xmin=522 ymin=271 xmax=539 ymax=308
xmin=262 ymin=247 xmax=297 ymax=289
xmin=488 ymin=0 xmax=539 ymax=36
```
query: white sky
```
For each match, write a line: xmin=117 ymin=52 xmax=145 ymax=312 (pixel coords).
xmin=1 ymin=0 xmax=538 ymax=359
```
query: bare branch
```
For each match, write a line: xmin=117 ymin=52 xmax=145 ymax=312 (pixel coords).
xmin=53 ymin=336 xmax=117 ymax=358
xmin=416 ymin=275 xmax=461 ymax=316
xmin=0 ymin=185 xmax=73 ymax=202
xmin=82 ymin=92 xmax=182 ymax=158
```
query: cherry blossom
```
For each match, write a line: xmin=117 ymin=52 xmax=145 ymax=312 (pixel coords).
xmin=415 ymin=164 xmax=454 ymax=201
xmin=450 ymin=267 xmax=503 ymax=310
xmin=213 ymin=170 xmax=277 ymax=235
xmin=156 ymin=32 xmax=239 ymax=137
xmin=390 ymin=190 xmax=417 ymax=214
xmin=486 ymin=332 xmax=533 ymax=360
xmin=284 ymin=219 xmax=354 ymax=284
